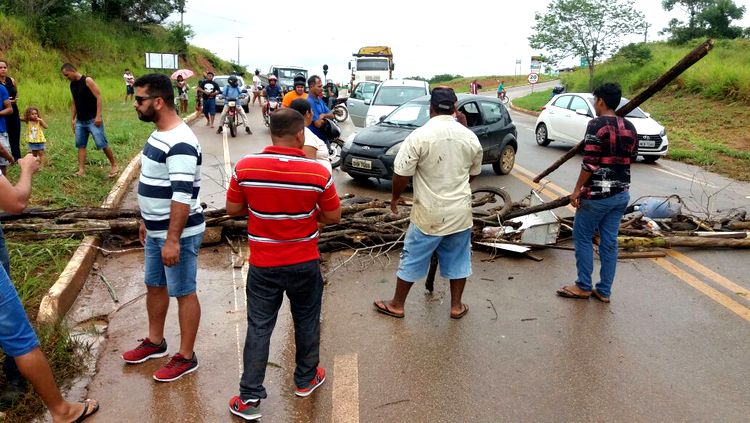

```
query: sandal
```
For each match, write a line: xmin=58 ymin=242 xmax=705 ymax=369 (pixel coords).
xmin=373 ymin=300 xmax=404 ymax=318
xmin=556 ymin=285 xmax=591 ymax=299
xmin=450 ymin=303 xmax=469 ymax=319
xmin=592 ymin=290 xmax=610 ymax=303
xmin=73 ymin=399 xmax=99 ymax=422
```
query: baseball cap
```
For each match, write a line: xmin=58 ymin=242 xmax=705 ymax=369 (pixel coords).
xmin=430 ymin=87 xmax=457 ymax=112
xmin=293 ymin=76 xmax=306 ymax=87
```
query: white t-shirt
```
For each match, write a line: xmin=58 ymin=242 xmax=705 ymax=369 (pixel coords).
xmin=394 ymin=115 xmax=483 ymax=236
xmin=123 ymin=73 xmax=134 ymax=86
xmin=304 ymin=127 xmax=332 ymax=173
xmin=252 ymin=75 xmax=261 ymax=92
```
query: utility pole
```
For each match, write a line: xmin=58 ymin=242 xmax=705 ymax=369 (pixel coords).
xmin=236 ymin=36 xmax=243 ymax=66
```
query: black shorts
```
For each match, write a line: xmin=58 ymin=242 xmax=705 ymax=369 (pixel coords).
xmin=126 ymin=85 xmax=134 ymax=95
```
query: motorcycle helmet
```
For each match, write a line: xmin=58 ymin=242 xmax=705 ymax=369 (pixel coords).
xmin=293 ymin=75 xmax=306 ymax=87
xmin=268 ymin=75 xmax=278 ymax=82
xmin=228 ymin=75 xmax=239 ymax=87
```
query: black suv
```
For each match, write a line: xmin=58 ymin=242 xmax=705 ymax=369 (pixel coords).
xmin=341 ymin=94 xmax=518 ymax=181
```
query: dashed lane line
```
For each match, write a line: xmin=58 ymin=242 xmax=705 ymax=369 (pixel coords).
xmin=332 ymin=353 xmax=359 ymax=423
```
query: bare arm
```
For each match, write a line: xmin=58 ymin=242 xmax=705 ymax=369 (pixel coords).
xmin=38 ymin=118 xmax=48 ymax=129
xmin=85 ymin=77 xmax=103 ymax=126
xmin=317 ymin=207 xmax=341 ymax=225
xmin=0 ymin=155 xmax=40 ymax=214
xmin=0 ymin=98 xmax=11 ymax=116
xmin=226 ymin=200 xmax=247 ymax=216
xmin=390 ymin=173 xmax=410 ymax=214
xmin=302 ymin=145 xmax=317 ymax=160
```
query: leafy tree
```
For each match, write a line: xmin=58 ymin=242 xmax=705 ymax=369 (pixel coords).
xmin=529 ymin=0 xmax=644 ymax=91
xmin=430 ymin=74 xmax=463 ymax=84
xmin=90 ymin=0 xmax=178 ymax=25
xmin=613 ymin=43 xmax=653 ymax=65
xmin=166 ymin=22 xmax=194 ymax=56
xmin=404 ymin=75 xmax=429 ymax=82
xmin=661 ymin=0 xmax=746 ymax=43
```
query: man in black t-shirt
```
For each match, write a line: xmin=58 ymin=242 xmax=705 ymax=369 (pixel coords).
xmin=197 ymin=72 xmax=220 ymax=127
xmin=557 ymin=82 xmax=637 ymax=303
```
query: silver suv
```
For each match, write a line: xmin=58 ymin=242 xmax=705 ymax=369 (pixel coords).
xmin=214 ymin=75 xmax=250 ymax=112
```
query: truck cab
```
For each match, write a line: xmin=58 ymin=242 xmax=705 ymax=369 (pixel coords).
xmin=349 ymin=46 xmax=394 ymax=87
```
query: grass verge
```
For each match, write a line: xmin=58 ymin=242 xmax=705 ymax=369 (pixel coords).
xmin=430 ymin=75 xmax=555 ymax=94
xmin=511 ymin=89 xmax=553 ymax=112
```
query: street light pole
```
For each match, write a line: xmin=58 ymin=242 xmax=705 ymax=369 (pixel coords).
xmin=236 ymin=36 xmax=243 ymax=66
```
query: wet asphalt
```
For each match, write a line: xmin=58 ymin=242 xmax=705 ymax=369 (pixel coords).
xmin=68 ymin=84 xmax=750 ymax=422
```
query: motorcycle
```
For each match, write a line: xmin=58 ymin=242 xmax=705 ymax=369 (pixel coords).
xmin=321 ymin=118 xmax=344 ymax=169
xmin=263 ymin=96 xmax=282 ymax=127
xmin=330 ymin=97 xmax=349 ymax=123
xmin=222 ymin=98 xmax=251 ymax=137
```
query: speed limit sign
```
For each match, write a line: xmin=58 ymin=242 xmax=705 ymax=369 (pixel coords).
xmin=528 ymin=72 xmax=539 ymax=84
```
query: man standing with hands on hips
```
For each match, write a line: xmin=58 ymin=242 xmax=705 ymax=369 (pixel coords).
xmin=374 ymin=87 xmax=482 ymax=319
xmin=122 ymin=73 xmax=205 ymax=383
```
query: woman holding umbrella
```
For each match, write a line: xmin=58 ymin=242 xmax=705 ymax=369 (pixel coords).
xmin=171 ymin=69 xmax=194 ymax=115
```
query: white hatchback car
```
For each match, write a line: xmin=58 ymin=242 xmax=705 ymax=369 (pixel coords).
xmin=534 ymin=93 xmax=668 ymax=163
xmin=363 ymin=79 xmax=430 ymax=128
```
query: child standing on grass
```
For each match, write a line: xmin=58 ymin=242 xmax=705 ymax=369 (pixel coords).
xmin=20 ymin=107 xmax=47 ymax=164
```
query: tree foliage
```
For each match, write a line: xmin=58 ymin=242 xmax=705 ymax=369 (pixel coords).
xmin=613 ymin=43 xmax=653 ymax=66
xmin=661 ymin=0 xmax=747 ymax=43
xmin=166 ymin=22 xmax=194 ymax=56
xmin=89 ymin=0 xmax=179 ymax=25
xmin=430 ymin=74 xmax=463 ymax=84
xmin=529 ymin=0 xmax=644 ymax=90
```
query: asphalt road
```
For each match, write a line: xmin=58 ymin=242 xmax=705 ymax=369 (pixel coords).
xmin=70 ymin=85 xmax=750 ymax=422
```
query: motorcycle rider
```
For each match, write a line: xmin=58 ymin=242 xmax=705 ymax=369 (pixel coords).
xmin=281 ymin=75 xmax=307 ymax=108
xmin=306 ymin=75 xmax=336 ymax=142
xmin=324 ymin=80 xmax=339 ymax=109
xmin=217 ymin=75 xmax=250 ymax=134
xmin=262 ymin=75 xmax=283 ymax=118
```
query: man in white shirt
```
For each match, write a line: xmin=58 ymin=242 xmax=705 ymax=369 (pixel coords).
xmin=374 ymin=87 xmax=482 ymax=320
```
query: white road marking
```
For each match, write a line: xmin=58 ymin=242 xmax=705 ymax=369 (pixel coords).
xmin=332 ymin=353 xmax=359 ymax=423
xmin=231 ymin=248 xmax=243 ymax=378
xmin=650 ymin=166 xmax=719 ymax=189
xmin=222 ymin=126 xmax=232 ymax=187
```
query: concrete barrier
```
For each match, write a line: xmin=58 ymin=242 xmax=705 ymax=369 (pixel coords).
xmin=37 ymin=111 xmax=201 ymax=324
xmin=509 ymin=102 xmax=541 ymax=117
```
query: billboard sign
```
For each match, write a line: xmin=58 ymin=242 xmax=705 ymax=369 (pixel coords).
xmin=145 ymin=52 xmax=179 ymax=70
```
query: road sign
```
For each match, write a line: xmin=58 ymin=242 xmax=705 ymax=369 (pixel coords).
xmin=580 ymin=57 xmax=590 ymax=67
xmin=528 ymin=73 xmax=539 ymax=84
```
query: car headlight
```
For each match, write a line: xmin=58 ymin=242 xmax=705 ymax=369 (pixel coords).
xmin=365 ymin=115 xmax=377 ymax=127
xmin=385 ymin=142 xmax=402 ymax=156
xmin=344 ymin=132 xmax=357 ymax=149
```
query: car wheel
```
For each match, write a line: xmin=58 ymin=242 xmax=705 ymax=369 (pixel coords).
xmin=535 ymin=123 xmax=551 ymax=146
xmin=492 ymin=144 xmax=516 ymax=175
xmin=642 ymin=155 xmax=660 ymax=164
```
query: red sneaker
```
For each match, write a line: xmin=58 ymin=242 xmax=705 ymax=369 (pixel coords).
xmin=122 ymin=338 xmax=168 ymax=364
xmin=153 ymin=353 xmax=199 ymax=382
xmin=294 ymin=367 xmax=326 ymax=397
xmin=228 ymin=396 xmax=262 ymax=420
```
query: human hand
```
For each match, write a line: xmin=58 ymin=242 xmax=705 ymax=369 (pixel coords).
xmin=139 ymin=221 xmax=146 ymax=246
xmin=17 ymin=154 xmax=40 ymax=174
xmin=94 ymin=116 xmax=103 ymax=127
xmin=390 ymin=197 xmax=402 ymax=215
xmin=162 ymin=238 xmax=180 ymax=267
xmin=71 ymin=120 xmax=76 ymax=134
xmin=570 ymin=189 xmax=581 ymax=208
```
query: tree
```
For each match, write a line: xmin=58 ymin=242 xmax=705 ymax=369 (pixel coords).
xmin=661 ymin=0 xmax=746 ymax=43
xmin=613 ymin=43 xmax=653 ymax=66
xmin=166 ymin=22 xmax=194 ymax=57
xmin=90 ymin=0 xmax=179 ymax=25
xmin=529 ymin=0 xmax=644 ymax=91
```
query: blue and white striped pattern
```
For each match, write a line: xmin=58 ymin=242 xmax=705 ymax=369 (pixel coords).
xmin=138 ymin=123 xmax=205 ymax=239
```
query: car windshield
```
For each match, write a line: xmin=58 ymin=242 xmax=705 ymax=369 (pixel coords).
xmin=213 ymin=77 xmax=227 ymax=87
xmin=382 ymin=101 xmax=430 ymax=127
xmin=356 ymin=58 xmax=389 ymax=71
xmin=373 ymin=86 xmax=428 ymax=106
xmin=587 ymin=97 xmax=648 ymax=118
xmin=277 ymin=69 xmax=307 ymax=79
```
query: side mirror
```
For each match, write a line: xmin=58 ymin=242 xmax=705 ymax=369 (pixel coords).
xmin=575 ymin=108 xmax=591 ymax=117
xmin=364 ymin=99 xmax=371 ymax=106
xmin=644 ymin=112 xmax=651 ymax=118
xmin=379 ymin=115 xmax=386 ymax=122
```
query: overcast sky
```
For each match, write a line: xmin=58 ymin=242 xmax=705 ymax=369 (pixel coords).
xmin=169 ymin=0 xmax=750 ymax=82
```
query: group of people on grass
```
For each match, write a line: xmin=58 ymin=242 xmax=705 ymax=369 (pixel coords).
xmin=0 ymin=59 xmax=635 ymax=422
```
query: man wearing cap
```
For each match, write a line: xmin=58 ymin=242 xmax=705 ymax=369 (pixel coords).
xmin=282 ymin=75 xmax=308 ymax=108
xmin=374 ymin=87 xmax=482 ymax=320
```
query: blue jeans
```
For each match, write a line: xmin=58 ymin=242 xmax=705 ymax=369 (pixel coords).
xmin=0 ymin=225 xmax=9 ymax=276
xmin=239 ymin=259 xmax=323 ymax=401
xmin=573 ymin=191 xmax=629 ymax=297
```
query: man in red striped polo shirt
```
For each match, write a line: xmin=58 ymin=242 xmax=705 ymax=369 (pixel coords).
xmin=225 ymin=108 xmax=341 ymax=421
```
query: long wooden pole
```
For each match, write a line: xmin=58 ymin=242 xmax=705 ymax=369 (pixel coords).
xmin=533 ymin=39 xmax=714 ymax=183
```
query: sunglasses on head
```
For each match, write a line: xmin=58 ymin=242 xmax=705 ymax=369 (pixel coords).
xmin=135 ymin=95 xmax=157 ymax=105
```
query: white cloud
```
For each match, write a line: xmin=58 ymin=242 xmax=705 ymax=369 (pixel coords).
xmin=170 ymin=0 xmax=750 ymax=82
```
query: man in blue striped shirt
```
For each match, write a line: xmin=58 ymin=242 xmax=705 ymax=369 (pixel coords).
xmin=123 ymin=74 xmax=205 ymax=383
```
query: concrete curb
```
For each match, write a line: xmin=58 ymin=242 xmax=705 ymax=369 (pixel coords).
xmin=509 ymin=102 xmax=541 ymax=117
xmin=37 ymin=112 xmax=200 ymax=324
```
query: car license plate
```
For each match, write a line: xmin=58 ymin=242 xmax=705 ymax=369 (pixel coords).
xmin=352 ymin=158 xmax=372 ymax=170
xmin=639 ymin=140 xmax=656 ymax=148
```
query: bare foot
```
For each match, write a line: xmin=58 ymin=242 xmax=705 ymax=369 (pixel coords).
xmin=74 ymin=170 xmax=85 ymax=177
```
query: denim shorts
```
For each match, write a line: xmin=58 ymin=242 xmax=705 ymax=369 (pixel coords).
xmin=28 ymin=142 xmax=45 ymax=151
xmin=203 ymin=98 xmax=216 ymax=116
xmin=144 ymin=233 xmax=204 ymax=297
xmin=74 ymin=119 xmax=109 ymax=149
xmin=397 ymin=224 xmax=472 ymax=282
xmin=0 ymin=267 xmax=39 ymax=357
xmin=0 ymin=133 xmax=10 ymax=166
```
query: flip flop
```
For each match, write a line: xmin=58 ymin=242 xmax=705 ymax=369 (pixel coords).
xmin=592 ymin=290 xmax=611 ymax=303
xmin=450 ymin=303 xmax=469 ymax=319
xmin=556 ymin=286 xmax=592 ymax=299
xmin=107 ymin=170 xmax=119 ymax=179
xmin=373 ymin=300 xmax=404 ymax=318
xmin=74 ymin=399 xmax=99 ymax=422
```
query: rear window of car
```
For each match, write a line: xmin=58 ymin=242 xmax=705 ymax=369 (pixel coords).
xmin=373 ymin=86 xmax=428 ymax=106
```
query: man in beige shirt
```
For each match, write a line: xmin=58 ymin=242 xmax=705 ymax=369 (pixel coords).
xmin=374 ymin=87 xmax=482 ymax=319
